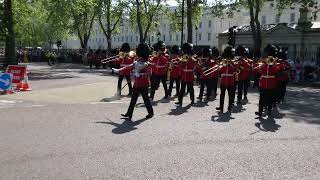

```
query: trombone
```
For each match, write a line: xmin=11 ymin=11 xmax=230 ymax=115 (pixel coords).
xmin=203 ymin=59 xmax=228 ymax=76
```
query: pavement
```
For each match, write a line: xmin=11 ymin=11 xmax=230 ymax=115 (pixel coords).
xmin=0 ymin=63 xmax=320 ymax=180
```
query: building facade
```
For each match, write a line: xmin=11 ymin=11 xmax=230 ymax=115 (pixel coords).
xmin=62 ymin=1 xmax=320 ymax=51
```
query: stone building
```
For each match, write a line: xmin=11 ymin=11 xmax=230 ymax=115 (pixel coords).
xmin=218 ymin=7 xmax=320 ymax=60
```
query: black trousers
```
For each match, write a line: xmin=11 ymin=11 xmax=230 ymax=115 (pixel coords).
xmin=219 ymin=85 xmax=235 ymax=109
xmin=276 ymin=81 xmax=288 ymax=102
xmin=150 ymin=75 xmax=168 ymax=99
xmin=178 ymin=81 xmax=194 ymax=105
xmin=210 ymin=77 xmax=218 ymax=97
xmin=199 ymin=79 xmax=212 ymax=100
xmin=117 ymin=75 xmax=132 ymax=95
xmin=237 ymin=78 xmax=250 ymax=102
xmin=126 ymin=87 xmax=153 ymax=118
xmin=258 ymin=88 xmax=275 ymax=114
xmin=168 ymin=77 xmax=181 ymax=96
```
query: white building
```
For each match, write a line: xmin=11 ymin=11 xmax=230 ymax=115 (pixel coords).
xmin=63 ymin=1 xmax=320 ymax=50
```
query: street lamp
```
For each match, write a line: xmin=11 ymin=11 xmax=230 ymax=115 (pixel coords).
xmin=156 ymin=31 xmax=161 ymax=41
xmin=174 ymin=0 xmax=185 ymax=47
xmin=195 ymin=26 xmax=198 ymax=47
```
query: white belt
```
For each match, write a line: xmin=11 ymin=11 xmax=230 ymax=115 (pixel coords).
xmin=261 ymin=75 xmax=275 ymax=78
xmin=221 ymin=74 xmax=233 ymax=77
xmin=156 ymin=66 xmax=166 ymax=68
xmin=134 ymin=72 xmax=149 ymax=77
xmin=120 ymin=64 xmax=128 ymax=67
xmin=183 ymin=69 xmax=193 ymax=72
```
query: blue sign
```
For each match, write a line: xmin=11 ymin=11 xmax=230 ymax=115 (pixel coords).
xmin=0 ymin=73 xmax=13 ymax=90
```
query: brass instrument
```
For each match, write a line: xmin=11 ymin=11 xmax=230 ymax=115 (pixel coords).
xmin=266 ymin=56 xmax=276 ymax=65
xmin=101 ymin=51 xmax=135 ymax=63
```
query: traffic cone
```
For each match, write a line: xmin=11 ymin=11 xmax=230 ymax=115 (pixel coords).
xmin=18 ymin=73 xmax=32 ymax=91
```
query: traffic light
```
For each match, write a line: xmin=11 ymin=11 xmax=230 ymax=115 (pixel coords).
xmin=227 ymin=27 xmax=236 ymax=47
xmin=57 ymin=40 xmax=62 ymax=48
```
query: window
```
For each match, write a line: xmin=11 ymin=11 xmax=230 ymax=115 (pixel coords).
xmin=169 ymin=34 xmax=172 ymax=41
xmin=198 ymin=33 xmax=202 ymax=41
xmin=121 ymin=36 xmax=124 ymax=42
xmin=208 ymin=20 xmax=212 ymax=28
xmin=183 ymin=34 xmax=185 ymax=41
xmin=136 ymin=36 xmax=138 ymax=41
xmin=208 ymin=33 xmax=211 ymax=41
xmin=125 ymin=36 xmax=128 ymax=42
xmin=275 ymin=15 xmax=280 ymax=23
xmin=199 ymin=22 xmax=202 ymax=28
xmin=130 ymin=36 xmax=133 ymax=42
xmin=152 ymin=36 xmax=154 ymax=42
xmin=163 ymin=35 xmax=166 ymax=41
xmin=176 ymin=34 xmax=179 ymax=41
xmin=262 ymin=16 xmax=266 ymax=25
xmin=290 ymin=13 xmax=295 ymax=22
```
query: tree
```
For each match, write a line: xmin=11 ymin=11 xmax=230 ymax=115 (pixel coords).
xmin=98 ymin=0 xmax=127 ymax=51
xmin=3 ymin=0 xmax=17 ymax=65
xmin=70 ymin=0 xmax=99 ymax=49
xmin=128 ymin=0 xmax=164 ymax=43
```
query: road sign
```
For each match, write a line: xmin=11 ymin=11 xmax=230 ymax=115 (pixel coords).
xmin=6 ymin=65 xmax=27 ymax=84
xmin=0 ymin=73 xmax=13 ymax=90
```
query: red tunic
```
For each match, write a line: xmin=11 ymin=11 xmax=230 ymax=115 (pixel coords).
xmin=258 ymin=64 xmax=279 ymax=89
xmin=238 ymin=60 xmax=251 ymax=80
xmin=219 ymin=65 xmax=236 ymax=87
xmin=154 ymin=54 xmax=169 ymax=76
xmin=276 ymin=61 xmax=290 ymax=81
xmin=133 ymin=62 xmax=151 ymax=88
xmin=169 ymin=55 xmax=181 ymax=79
xmin=180 ymin=59 xmax=198 ymax=82
xmin=118 ymin=56 xmax=134 ymax=76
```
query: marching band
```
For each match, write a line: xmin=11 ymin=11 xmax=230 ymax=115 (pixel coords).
xmin=105 ymin=41 xmax=290 ymax=121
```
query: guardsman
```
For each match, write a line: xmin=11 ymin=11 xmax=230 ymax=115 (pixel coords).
xmin=255 ymin=44 xmax=280 ymax=117
xmin=115 ymin=43 xmax=134 ymax=96
xmin=275 ymin=49 xmax=290 ymax=103
xmin=168 ymin=45 xmax=181 ymax=97
xmin=216 ymin=46 xmax=236 ymax=112
xmin=175 ymin=43 xmax=198 ymax=106
xmin=235 ymin=46 xmax=251 ymax=103
xmin=210 ymin=47 xmax=220 ymax=98
xmin=120 ymin=43 xmax=154 ymax=121
xmin=149 ymin=41 xmax=170 ymax=100
xmin=198 ymin=48 xmax=212 ymax=102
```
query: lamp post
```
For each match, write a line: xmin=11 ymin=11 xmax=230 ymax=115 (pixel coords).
xmin=174 ymin=0 xmax=185 ymax=47
xmin=156 ymin=31 xmax=161 ymax=41
xmin=195 ymin=26 xmax=198 ymax=47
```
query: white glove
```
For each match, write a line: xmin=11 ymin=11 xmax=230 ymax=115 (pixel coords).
xmin=112 ymin=68 xmax=119 ymax=73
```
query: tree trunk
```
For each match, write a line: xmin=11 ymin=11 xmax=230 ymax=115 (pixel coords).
xmin=4 ymin=0 xmax=17 ymax=65
xmin=254 ymin=0 xmax=262 ymax=57
xmin=136 ymin=0 xmax=144 ymax=43
xmin=186 ymin=0 xmax=193 ymax=43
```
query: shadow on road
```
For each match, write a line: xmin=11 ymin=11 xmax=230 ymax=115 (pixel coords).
xmin=100 ymin=94 xmax=130 ymax=102
xmin=279 ymin=88 xmax=320 ymax=125
xmin=254 ymin=117 xmax=281 ymax=132
xmin=168 ymin=104 xmax=192 ymax=116
xmin=95 ymin=118 xmax=148 ymax=134
xmin=211 ymin=111 xmax=235 ymax=122
xmin=28 ymin=71 xmax=78 ymax=81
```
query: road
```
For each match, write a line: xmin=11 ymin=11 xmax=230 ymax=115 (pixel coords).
xmin=1 ymin=63 xmax=320 ymax=179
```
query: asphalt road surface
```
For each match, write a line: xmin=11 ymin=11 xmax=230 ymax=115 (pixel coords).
xmin=1 ymin=63 xmax=320 ymax=180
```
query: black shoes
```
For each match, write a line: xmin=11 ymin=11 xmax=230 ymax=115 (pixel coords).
xmin=255 ymin=112 xmax=262 ymax=117
xmin=175 ymin=101 xmax=182 ymax=106
xmin=121 ymin=113 xmax=132 ymax=121
xmin=146 ymin=113 xmax=154 ymax=119
xmin=216 ymin=107 xmax=223 ymax=111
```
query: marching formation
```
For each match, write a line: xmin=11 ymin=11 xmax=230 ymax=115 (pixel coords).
xmin=101 ymin=41 xmax=290 ymax=121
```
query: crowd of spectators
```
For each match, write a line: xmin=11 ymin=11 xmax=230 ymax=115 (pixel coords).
xmin=288 ymin=59 xmax=320 ymax=82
